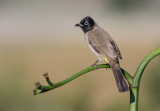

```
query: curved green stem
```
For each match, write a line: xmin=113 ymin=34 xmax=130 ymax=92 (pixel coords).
xmin=133 ymin=48 xmax=160 ymax=86
xmin=130 ymin=47 xmax=160 ymax=111
xmin=33 ymin=64 xmax=132 ymax=95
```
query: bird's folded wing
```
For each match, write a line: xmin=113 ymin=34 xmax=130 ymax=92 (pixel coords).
xmin=88 ymin=28 xmax=122 ymax=61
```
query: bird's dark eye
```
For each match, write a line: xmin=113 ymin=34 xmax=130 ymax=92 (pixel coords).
xmin=84 ymin=21 xmax=89 ymax=25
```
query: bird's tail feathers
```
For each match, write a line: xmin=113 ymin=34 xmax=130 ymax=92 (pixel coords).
xmin=110 ymin=61 xmax=129 ymax=92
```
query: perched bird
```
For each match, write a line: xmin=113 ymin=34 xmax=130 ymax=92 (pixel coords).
xmin=75 ymin=16 xmax=128 ymax=92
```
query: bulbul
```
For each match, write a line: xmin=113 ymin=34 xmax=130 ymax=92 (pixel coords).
xmin=75 ymin=16 xmax=128 ymax=92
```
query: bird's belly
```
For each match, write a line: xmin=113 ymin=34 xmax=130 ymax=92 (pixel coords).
xmin=88 ymin=43 xmax=103 ymax=61
xmin=85 ymin=34 xmax=103 ymax=61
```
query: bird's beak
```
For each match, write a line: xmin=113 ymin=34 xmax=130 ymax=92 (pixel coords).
xmin=75 ymin=23 xmax=83 ymax=27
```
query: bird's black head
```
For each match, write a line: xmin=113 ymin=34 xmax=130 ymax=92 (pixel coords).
xmin=75 ymin=16 xmax=95 ymax=33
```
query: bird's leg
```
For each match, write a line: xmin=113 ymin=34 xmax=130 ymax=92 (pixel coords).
xmin=91 ymin=60 xmax=99 ymax=69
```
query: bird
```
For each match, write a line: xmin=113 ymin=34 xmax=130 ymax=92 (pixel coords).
xmin=75 ymin=16 xmax=128 ymax=92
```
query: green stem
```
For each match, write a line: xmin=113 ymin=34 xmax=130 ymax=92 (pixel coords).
xmin=129 ymin=47 xmax=160 ymax=111
xmin=133 ymin=48 xmax=160 ymax=86
xmin=130 ymin=87 xmax=139 ymax=111
xmin=33 ymin=64 xmax=132 ymax=95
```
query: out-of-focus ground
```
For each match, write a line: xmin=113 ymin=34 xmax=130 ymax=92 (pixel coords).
xmin=0 ymin=0 xmax=160 ymax=111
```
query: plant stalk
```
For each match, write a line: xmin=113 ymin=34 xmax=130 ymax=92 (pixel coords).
xmin=130 ymin=87 xmax=139 ymax=111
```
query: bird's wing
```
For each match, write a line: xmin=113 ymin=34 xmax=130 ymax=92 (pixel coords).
xmin=88 ymin=27 xmax=122 ymax=61
xmin=108 ymin=37 xmax=122 ymax=59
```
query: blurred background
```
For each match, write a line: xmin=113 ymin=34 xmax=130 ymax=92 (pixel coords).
xmin=0 ymin=0 xmax=160 ymax=111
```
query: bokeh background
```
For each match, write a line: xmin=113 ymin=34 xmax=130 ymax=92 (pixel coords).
xmin=0 ymin=0 xmax=160 ymax=111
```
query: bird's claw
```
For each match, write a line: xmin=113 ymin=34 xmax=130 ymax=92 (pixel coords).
xmin=91 ymin=64 xmax=99 ymax=70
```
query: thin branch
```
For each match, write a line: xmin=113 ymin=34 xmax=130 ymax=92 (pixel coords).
xmin=33 ymin=64 xmax=132 ymax=95
xmin=43 ymin=72 xmax=54 ymax=86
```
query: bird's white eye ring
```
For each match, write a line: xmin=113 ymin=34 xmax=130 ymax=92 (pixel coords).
xmin=84 ymin=21 xmax=88 ymax=25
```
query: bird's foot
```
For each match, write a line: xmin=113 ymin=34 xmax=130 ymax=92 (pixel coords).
xmin=91 ymin=63 xmax=98 ymax=70
xmin=91 ymin=60 xmax=99 ymax=70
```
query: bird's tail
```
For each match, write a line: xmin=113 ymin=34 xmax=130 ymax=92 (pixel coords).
xmin=110 ymin=61 xmax=129 ymax=92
